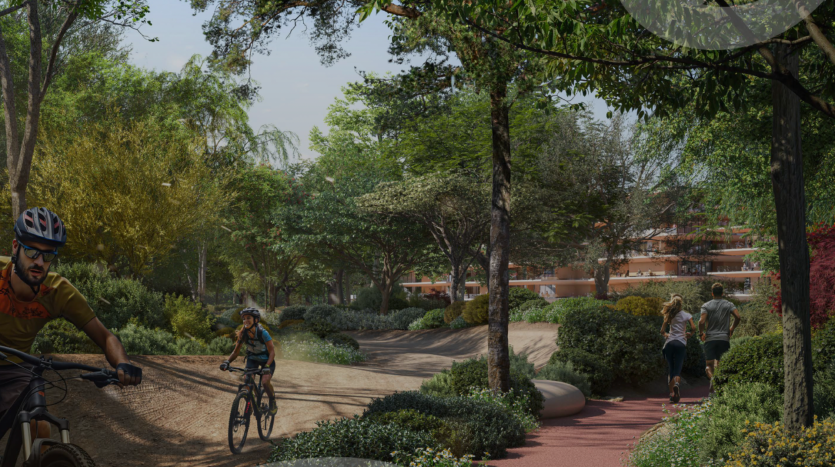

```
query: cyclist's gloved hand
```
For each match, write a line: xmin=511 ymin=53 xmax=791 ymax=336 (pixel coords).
xmin=220 ymin=361 xmax=230 ymax=371
xmin=260 ymin=367 xmax=271 ymax=376
xmin=116 ymin=362 xmax=142 ymax=386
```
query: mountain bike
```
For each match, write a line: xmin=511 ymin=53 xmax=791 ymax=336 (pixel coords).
xmin=0 ymin=346 xmax=123 ymax=467
xmin=223 ymin=365 xmax=275 ymax=454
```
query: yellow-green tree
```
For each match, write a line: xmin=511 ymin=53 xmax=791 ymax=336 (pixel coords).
xmin=30 ymin=110 xmax=224 ymax=277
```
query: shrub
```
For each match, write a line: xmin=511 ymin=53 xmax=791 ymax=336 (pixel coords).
xmin=116 ymin=323 xmax=174 ymax=355
xmin=713 ymin=332 xmax=784 ymax=394
xmin=508 ymin=287 xmax=541 ymax=311
xmin=734 ymin=291 xmax=781 ymax=338
xmin=268 ymin=415 xmax=438 ymax=463
xmin=557 ymin=306 xmax=665 ymax=391
xmin=279 ymin=305 xmax=308 ymax=322
xmin=725 ymin=417 xmax=835 ymax=467
xmin=512 ymin=297 xmax=612 ymax=324
xmin=814 ymin=359 xmax=835 ymax=419
xmin=813 ymin=316 xmax=835 ymax=373
xmin=462 ymin=295 xmax=489 ymax=324
xmin=408 ymin=318 xmax=428 ymax=330
xmin=324 ymin=332 xmax=360 ymax=350
xmin=420 ymin=308 xmax=447 ymax=329
xmin=611 ymin=278 xmax=737 ymax=316
xmin=696 ymin=382 xmax=783 ymax=463
xmin=682 ymin=334 xmax=706 ymax=377
xmin=54 ymin=262 xmax=166 ymax=330
xmin=536 ymin=361 xmax=592 ymax=398
xmin=299 ymin=318 xmax=338 ymax=338
xmin=549 ymin=348 xmax=614 ymax=396
xmin=626 ymin=400 xmax=711 ymax=467
xmin=389 ymin=308 xmax=428 ymax=330
xmin=32 ymin=320 xmax=101 ymax=354
xmin=466 ymin=387 xmax=539 ymax=433
xmin=364 ymin=391 xmax=527 ymax=459
xmin=166 ymin=294 xmax=215 ymax=342
xmin=445 ymin=301 xmax=467 ymax=324
xmin=260 ymin=311 xmax=283 ymax=328
xmin=448 ymin=351 xmax=544 ymax=418
xmin=449 ymin=316 xmax=474 ymax=329
xmin=614 ymin=296 xmax=664 ymax=317
xmin=304 ymin=304 xmax=340 ymax=322
xmin=355 ymin=285 xmax=409 ymax=312
xmin=366 ymin=408 xmax=447 ymax=434
xmin=518 ymin=298 xmax=548 ymax=312
xmin=280 ymin=332 xmax=366 ymax=365
xmin=207 ymin=336 xmax=236 ymax=355
xmin=420 ymin=370 xmax=457 ymax=398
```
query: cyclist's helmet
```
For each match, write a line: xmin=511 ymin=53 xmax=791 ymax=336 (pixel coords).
xmin=240 ymin=308 xmax=261 ymax=322
xmin=14 ymin=207 xmax=66 ymax=248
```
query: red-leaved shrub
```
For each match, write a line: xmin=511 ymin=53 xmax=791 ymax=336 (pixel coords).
xmin=769 ymin=223 xmax=835 ymax=328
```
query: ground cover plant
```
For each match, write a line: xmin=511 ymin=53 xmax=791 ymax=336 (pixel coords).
xmin=724 ymin=416 xmax=835 ymax=467
xmin=535 ymin=360 xmax=592 ymax=398
xmin=510 ymin=297 xmax=612 ymax=324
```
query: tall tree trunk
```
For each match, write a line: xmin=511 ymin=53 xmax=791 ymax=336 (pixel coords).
xmin=450 ymin=262 xmax=464 ymax=302
xmin=337 ymin=269 xmax=345 ymax=304
xmin=487 ymin=82 xmax=511 ymax=393
xmin=197 ymin=241 xmax=207 ymax=303
xmin=771 ymin=44 xmax=813 ymax=431
xmin=594 ymin=259 xmax=612 ymax=300
xmin=379 ymin=280 xmax=392 ymax=315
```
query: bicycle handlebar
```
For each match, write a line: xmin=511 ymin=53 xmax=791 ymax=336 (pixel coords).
xmin=0 ymin=345 xmax=120 ymax=387
xmin=226 ymin=366 xmax=262 ymax=375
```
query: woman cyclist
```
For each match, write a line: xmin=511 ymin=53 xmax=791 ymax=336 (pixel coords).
xmin=220 ymin=308 xmax=277 ymax=415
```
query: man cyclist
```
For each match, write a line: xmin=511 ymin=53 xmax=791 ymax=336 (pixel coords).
xmin=220 ymin=308 xmax=278 ymax=415
xmin=0 ymin=208 xmax=142 ymax=448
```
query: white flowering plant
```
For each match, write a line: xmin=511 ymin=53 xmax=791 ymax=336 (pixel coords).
xmin=390 ymin=447 xmax=490 ymax=466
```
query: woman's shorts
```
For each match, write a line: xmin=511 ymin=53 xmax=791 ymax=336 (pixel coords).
xmin=704 ymin=340 xmax=731 ymax=361
xmin=245 ymin=359 xmax=276 ymax=374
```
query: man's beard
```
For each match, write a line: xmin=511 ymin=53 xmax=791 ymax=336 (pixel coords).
xmin=13 ymin=254 xmax=48 ymax=287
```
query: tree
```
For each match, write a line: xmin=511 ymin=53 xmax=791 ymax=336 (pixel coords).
xmin=358 ymin=172 xmax=491 ymax=302
xmin=31 ymin=109 xmax=219 ymax=277
xmin=426 ymin=0 xmax=835 ymax=430
xmin=0 ymin=0 xmax=154 ymax=219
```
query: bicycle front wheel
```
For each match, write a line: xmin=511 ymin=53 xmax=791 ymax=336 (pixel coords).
xmin=39 ymin=443 xmax=96 ymax=467
xmin=257 ymin=387 xmax=275 ymax=441
xmin=228 ymin=392 xmax=252 ymax=454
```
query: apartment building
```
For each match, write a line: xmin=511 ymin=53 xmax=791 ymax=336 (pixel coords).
xmin=401 ymin=225 xmax=764 ymax=301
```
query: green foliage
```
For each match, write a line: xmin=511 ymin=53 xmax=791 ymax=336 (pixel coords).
xmin=324 ymin=332 xmax=360 ymax=350
xmin=683 ymin=334 xmax=707 ymax=377
xmin=445 ymin=301 xmax=467 ymax=323
xmin=614 ymin=296 xmax=664 ymax=317
xmin=814 ymin=359 xmax=835 ymax=419
xmin=420 ymin=370 xmax=457 ymax=398
xmin=557 ymin=306 xmax=665 ymax=391
xmin=517 ymin=298 xmax=548 ymax=312
xmin=53 ymin=262 xmax=166 ymax=330
xmin=696 ymin=383 xmax=783 ymax=464
xmin=390 ymin=307 xmax=429 ymax=330
xmin=511 ymin=297 xmax=612 ymax=324
xmin=449 ymin=316 xmax=474 ymax=329
xmin=268 ymin=415 xmax=438 ymax=463
xmin=280 ymin=305 xmax=308 ymax=322
xmin=462 ymin=295 xmax=489 ymax=325
xmin=364 ymin=391 xmax=527 ymax=459
xmin=535 ymin=361 xmax=592 ymax=398
xmin=448 ymin=351 xmax=544 ymax=418
xmin=813 ymin=317 xmax=835 ymax=374
xmin=420 ymin=308 xmax=447 ymax=329
xmin=279 ymin=331 xmax=366 ymax=365
xmin=726 ymin=416 xmax=835 ymax=467
xmin=165 ymin=294 xmax=215 ymax=342
xmin=354 ymin=285 xmax=409 ymax=312
xmin=300 ymin=318 xmax=339 ymax=339
xmin=32 ymin=320 xmax=101 ymax=355
xmin=366 ymin=409 xmax=447 ymax=434
xmin=548 ymin=348 xmax=613 ymax=396
xmin=113 ymin=323 xmax=233 ymax=356
xmin=507 ymin=287 xmax=542 ymax=311
xmin=734 ymin=291 xmax=782 ymax=338
xmin=304 ymin=304 xmax=340 ymax=322
xmin=713 ymin=333 xmax=784 ymax=394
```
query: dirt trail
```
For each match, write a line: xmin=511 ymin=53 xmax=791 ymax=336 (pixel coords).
xmin=0 ymin=323 xmax=558 ymax=467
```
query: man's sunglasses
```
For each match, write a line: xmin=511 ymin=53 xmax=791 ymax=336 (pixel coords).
xmin=19 ymin=243 xmax=59 ymax=262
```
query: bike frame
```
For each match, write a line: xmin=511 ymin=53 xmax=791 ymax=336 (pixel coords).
xmin=0 ymin=366 xmax=72 ymax=467
xmin=235 ymin=369 xmax=266 ymax=418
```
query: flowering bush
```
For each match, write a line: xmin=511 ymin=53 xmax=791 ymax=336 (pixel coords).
xmin=280 ymin=332 xmax=366 ymax=365
xmin=726 ymin=417 xmax=835 ymax=467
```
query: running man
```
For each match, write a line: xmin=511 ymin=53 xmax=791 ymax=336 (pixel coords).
xmin=699 ymin=282 xmax=742 ymax=388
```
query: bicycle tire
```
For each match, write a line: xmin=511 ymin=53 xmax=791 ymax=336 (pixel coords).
xmin=228 ymin=391 xmax=251 ymax=454
xmin=257 ymin=387 xmax=275 ymax=441
xmin=38 ymin=444 xmax=95 ymax=467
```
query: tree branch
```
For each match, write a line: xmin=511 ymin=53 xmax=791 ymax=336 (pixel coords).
xmin=41 ymin=4 xmax=79 ymax=100
xmin=0 ymin=2 xmax=26 ymax=18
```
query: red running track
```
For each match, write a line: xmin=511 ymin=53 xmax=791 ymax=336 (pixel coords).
xmin=488 ymin=384 xmax=711 ymax=467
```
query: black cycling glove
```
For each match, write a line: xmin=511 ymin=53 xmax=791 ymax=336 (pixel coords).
xmin=116 ymin=363 xmax=142 ymax=384
xmin=220 ymin=360 xmax=230 ymax=371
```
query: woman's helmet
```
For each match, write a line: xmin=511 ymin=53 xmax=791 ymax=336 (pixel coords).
xmin=14 ymin=207 xmax=67 ymax=248
xmin=239 ymin=308 xmax=261 ymax=323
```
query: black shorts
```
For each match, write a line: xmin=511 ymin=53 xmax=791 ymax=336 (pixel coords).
xmin=704 ymin=340 xmax=731 ymax=361
xmin=245 ymin=359 xmax=275 ymax=374
xmin=0 ymin=363 xmax=33 ymax=416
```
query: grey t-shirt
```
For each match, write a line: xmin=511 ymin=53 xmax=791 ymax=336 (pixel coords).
xmin=700 ymin=299 xmax=737 ymax=342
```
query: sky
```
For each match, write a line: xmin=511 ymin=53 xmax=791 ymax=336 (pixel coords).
xmin=126 ymin=0 xmax=615 ymax=159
